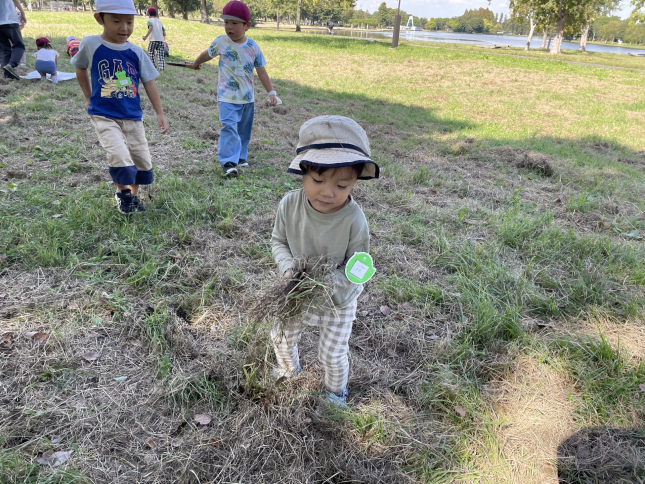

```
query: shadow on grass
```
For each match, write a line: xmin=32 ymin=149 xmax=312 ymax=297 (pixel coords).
xmin=557 ymin=427 xmax=645 ymax=483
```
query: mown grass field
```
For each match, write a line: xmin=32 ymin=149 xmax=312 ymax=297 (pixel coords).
xmin=1 ymin=12 xmax=644 ymax=484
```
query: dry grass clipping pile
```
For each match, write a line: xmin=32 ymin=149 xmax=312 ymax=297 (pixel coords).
xmin=557 ymin=428 xmax=645 ymax=483
xmin=249 ymin=256 xmax=336 ymax=327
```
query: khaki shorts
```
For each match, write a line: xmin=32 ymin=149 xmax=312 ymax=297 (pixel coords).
xmin=90 ymin=115 xmax=152 ymax=171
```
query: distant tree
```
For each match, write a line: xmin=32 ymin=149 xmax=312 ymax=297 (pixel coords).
xmin=630 ymin=0 xmax=645 ymax=22
xmin=167 ymin=0 xmax=199 ymax=19
xmin=624 ymin=22 xmax=645 ymax=43
xmin=447 ymin=17 xmax=461 ymax=31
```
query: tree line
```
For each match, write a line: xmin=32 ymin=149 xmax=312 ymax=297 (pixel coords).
xmin=426 ymin=3 xmax=645 ymax=53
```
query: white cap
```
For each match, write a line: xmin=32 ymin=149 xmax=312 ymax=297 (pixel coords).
xmin=95 ymin=0 xmax=137 ymax=14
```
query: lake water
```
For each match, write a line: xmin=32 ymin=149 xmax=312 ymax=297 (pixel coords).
xmin=306 ymin=29 xmax=645 ymax=56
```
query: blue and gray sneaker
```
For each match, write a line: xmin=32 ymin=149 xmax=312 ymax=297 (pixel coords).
xmin=238 ymin=159 xmax=249 ymax=167
xmin=323 ymin=388 xmax=349 ymax=409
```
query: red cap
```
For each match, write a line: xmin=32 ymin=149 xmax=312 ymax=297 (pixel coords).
xmin=221 ymin=1 xmax=250 ymax=23
xmin=147 ymin=6 xmax=156 ymax=13
xmin=36 ymin=37 xmax=50 ymax=47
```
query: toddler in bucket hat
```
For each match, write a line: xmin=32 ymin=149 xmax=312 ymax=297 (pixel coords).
xmin=270 ymin=115 xmax=379 ymax=409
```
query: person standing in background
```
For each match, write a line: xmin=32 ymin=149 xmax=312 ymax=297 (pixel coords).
xmin=142 ymin=6 xmax=164 ymax=72
xmin=0 ymin=0 xmax=26 ymax=80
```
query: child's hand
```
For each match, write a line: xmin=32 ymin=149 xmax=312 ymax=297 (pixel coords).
xmin=157 ymin=113 xmax=169 ymax=134
xmin=188 ymin=61 xmax=201 ymax=70
xmin=269 ymin=94 xmax=278 ymax=106
xmin=142 ymin=36 xmax=146 ymax=41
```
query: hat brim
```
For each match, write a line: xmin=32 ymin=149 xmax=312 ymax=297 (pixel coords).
xmin=221 ymin=14 xmax=249 ymax=22
xmin=288 ymin=148 xmax=379 ymax=180
xmin=97 ymin=8 xmax=137 ymax=14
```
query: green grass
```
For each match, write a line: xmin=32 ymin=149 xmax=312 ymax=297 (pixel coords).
xmin=1 ymin=11 xmax=644 ymax=484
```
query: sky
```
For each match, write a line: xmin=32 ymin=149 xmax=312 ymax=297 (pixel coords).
xmin=364 ymin=0 xmax=634 ymax=20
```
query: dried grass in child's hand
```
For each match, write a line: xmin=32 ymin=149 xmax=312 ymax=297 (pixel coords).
xmin=249 ymin=257 xmax=336 ymax=326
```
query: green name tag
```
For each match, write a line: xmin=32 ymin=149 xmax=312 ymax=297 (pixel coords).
xmin=345 ymin=252 xmax=376 ymax=284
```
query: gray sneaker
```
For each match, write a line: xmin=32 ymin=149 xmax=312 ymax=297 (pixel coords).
xmin=3 ymin=65 xmax=20 ymax=80
xmin=270 ymin=364 xmax=301 ymax=383
xmin=238 ymin=159 xmax=249 ymax=167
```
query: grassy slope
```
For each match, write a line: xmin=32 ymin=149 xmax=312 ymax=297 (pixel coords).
xmin=1 ymin=12 xmax=644 ymax=484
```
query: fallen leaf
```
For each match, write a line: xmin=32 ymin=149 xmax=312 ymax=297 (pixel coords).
xmin=143 ymin=454 xmax=156 ymax=465
xmin=454 ymin=406 xmax=467 ymax=417
xmin=387 ymin=348 xmax=398 ymax=357
xmin=1 ymin=332 xmax=12 ymax=346
xmin=379 ymin=305 xmax=391 ymax=316
xmin=208 ymin=439 xmax=221 ymax=447
xmin=25 ymin=332 xmax=48 ymax=342
xmin=359 ymin=311 xmax=368 ymax=317
xmin=0 ymin=293 xmax=7 ymax=298
xmin=82 ymin=352 xmax=100 ymax=362
xmin=169 ymin=254 xmax=182 ymax=261
xmin=52 ymin=214 xmax=63 ymax=219
xmin=639 ymin=384 xmax=645 ymax=392
xmin=194 ymin=414 xmax=212 ymax=426
xmin=50 ymin=436 xmax=63 ymax=444
xmin=553 ymin=198 xmax=562 ymax=204
xmin=394 ymin=316 xmax=403 ymax=320
xmin=33 ymin=332 xmax=48 ymax=342
xmin=114 ymin=376 xmax=128 ymax=382
xmin=145 ymin=438 xmax=155 ymax=448
xmin=36 ymin=450 xmax=73 ymax=467
xmin=68 ymin=302 xmax=79 ymax=310
xmin=171 ymin=438 xmax=183 ymax=447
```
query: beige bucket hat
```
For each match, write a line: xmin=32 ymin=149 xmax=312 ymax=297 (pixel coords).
xmin=288 ymin=115 xmax=379 ymax=180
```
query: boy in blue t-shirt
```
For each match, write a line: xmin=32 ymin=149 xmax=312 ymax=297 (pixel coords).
xmin=190 ymin=0 xmax=278 ymax=177
xmin=71 ymin=0 xmax=168 ymax=213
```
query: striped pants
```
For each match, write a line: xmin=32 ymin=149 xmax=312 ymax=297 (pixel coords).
xmin=271 ymin=299 xmax=357 ymax=395
xmin=147 ymin=41 xmax=165 ymax=71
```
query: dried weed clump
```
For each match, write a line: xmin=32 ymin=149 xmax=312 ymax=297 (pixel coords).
xmin=249 ymin=256 xmax=336 ymax=327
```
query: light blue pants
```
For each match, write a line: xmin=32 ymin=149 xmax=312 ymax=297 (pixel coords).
xmin=35 ymin=60 xmax=57 ymax=75
xmin=218 ymin=101 xmax=254 ymax=166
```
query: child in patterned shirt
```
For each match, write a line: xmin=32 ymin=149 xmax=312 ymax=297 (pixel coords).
xmin=190 ymin=0 xmax=278 ymax=177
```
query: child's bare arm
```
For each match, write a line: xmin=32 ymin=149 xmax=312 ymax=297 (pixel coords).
xmin=76 ymin=67 xmax=91 ymax=110
xmin=142 ymin=79 xmax=169 ymax=134
xmin=142 ymin=25 xmax=153 ymax=41
xmin=12 ymin=0 xmax=26 ymax=24
xmin=256 ymin=67 xmax=277 ymax=106
xmin=190 ymin=49 xmax=214 ymax=70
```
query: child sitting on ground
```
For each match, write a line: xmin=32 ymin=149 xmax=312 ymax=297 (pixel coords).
xmin=33 ymin=37 xmax=59 ymax=83
xmin=71 ymin=0 xmax=168 ymax=214
xmin=66 ymin=35 xmax=80 ymax=57
xmin=142 ymin=7 xmax=164 ymax=72
xmin=270 ymin=115 xmax=380 ymax=407
xmin=190 ymin=0 xmax=278 ymax=177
